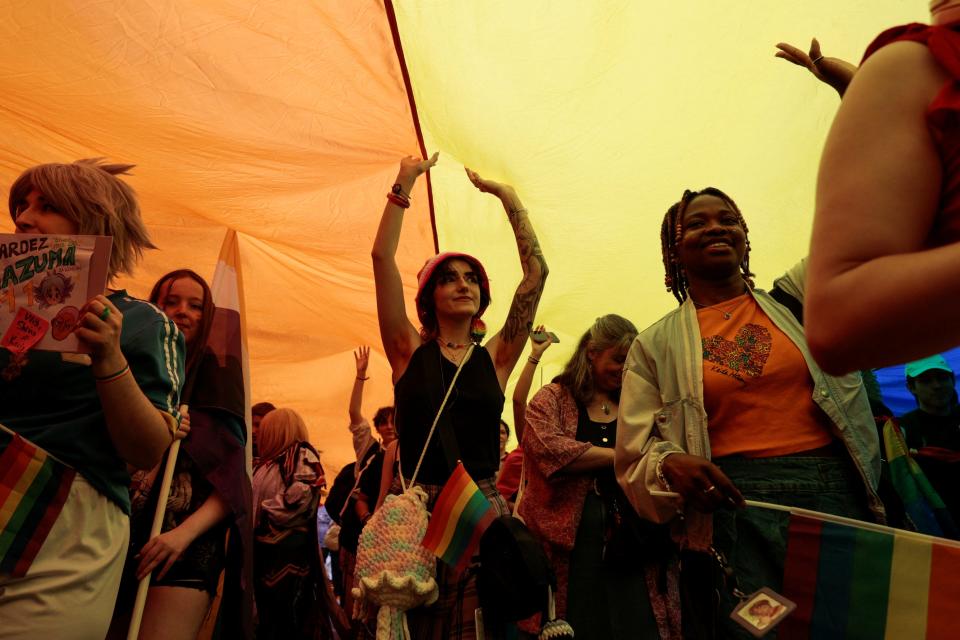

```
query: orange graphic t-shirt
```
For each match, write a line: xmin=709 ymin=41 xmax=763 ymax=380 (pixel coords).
xmin=697 ymin=293 xmax=834 ymax=458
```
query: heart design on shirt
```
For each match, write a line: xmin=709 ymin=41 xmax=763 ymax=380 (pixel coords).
xmin=702 ymin=323 xmax=772 ymax=378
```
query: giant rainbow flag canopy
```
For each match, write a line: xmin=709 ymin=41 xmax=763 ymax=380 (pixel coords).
xmin=0 ymin=1 xmax=931 ymax=471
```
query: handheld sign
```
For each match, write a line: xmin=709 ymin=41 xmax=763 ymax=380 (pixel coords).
xmin=0 ymin=234 xmax=112 ymax=353
xmin=0 ymin=307 xmax=50 ymax=354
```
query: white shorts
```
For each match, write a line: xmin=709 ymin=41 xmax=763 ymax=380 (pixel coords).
xmin=0 ymin=474 xmax=129 ymax=640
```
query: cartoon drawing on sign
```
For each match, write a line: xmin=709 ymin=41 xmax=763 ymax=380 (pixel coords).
xmin=51 ymin=306 xmax=81 ymax=341
xmin=0 ymin=232 xmax=111 ymax=353
xmin=35 ymin=272 xmax=74 ymax=309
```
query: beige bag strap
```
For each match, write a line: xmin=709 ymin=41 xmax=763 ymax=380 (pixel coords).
xmin=403 ymin=343 xmax=475 ymax=490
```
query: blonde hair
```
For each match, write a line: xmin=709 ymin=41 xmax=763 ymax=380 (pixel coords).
xmin=8 ymin=158 xmax=156 ymax=280
xmin=257 ymin=408 xmax=310 ymax=461
xmin=553 ymin=314 xmax=638 ymax=405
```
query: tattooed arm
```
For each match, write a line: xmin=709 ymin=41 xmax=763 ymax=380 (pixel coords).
xmin=465 ymin=168 xmax=549 ymax=391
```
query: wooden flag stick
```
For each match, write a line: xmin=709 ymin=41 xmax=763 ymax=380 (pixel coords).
xmin=650 ymin=489 xmax=960 ymax=549
xmin=127 ymin=405 xmax=187 ymax=640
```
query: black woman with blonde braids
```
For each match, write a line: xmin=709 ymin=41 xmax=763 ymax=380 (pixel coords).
xmin=616 ymin=187 xmax=884 ymax=638
xmin=372 ymin=152 xmax=547 ymax=639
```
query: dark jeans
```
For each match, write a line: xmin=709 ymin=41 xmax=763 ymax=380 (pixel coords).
xmin=710 ymin=455 xmax=872 ymax=640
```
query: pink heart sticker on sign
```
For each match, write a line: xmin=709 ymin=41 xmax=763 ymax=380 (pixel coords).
xmin=1 ymin=307 xmax=50 ymax=355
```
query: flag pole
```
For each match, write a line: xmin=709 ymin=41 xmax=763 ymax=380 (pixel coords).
xmin=127 ymin=404 xmax=187 ymax=640
xmin=650 ymin=489 xmax=960 ymax=550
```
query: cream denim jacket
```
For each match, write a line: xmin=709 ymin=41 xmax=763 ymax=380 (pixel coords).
xmin=615 ymin=260 xmax=885 ymax=551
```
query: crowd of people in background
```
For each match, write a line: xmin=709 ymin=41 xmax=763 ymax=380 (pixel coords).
xmin=4 ymin=5 xmax=960 ymax=639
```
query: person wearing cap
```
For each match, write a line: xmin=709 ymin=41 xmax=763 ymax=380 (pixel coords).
xmin=900 ymin=354 xmax=960 ymax=521
xmin=371 ymin=152 xmax=548 ymax=638
xmin=901 ymin=355 xmax=960 ymax=450
xmin=901 ymin=355 xmax=960 ymax=449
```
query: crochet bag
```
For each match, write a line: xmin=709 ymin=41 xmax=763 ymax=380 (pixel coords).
xmin=352 ymin=486 xmax=438 ymax=637
xmin=351 ymin=345 xmax=475 ymax=639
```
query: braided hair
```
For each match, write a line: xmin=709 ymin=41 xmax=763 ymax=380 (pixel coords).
xmin=660 ymin=187 xmax=755 ymax=305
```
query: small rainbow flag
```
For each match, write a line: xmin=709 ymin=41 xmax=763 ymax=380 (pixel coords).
xmin=882 ymin=419 xmax=957 ymax=538
xmin=779 ymin=513 xmax=960 ymax=639
xmin=421 ymin=462 xmax=496 ymax=574
xmin=0 ymin=431 xmax=75 ymax=577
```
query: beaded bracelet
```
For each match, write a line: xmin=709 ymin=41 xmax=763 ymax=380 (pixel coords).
xmin=527 ymin=356 xmax=540 ymax=365
xmin=655 ymin=450 xmax=681 ymax=491
xmin=508 ymin=207 xmax=528 ymax=216
xmin=95 ymin=364 xmax=130 ymax=384
xmin=386 ymin=193 xmax=410 ymax=209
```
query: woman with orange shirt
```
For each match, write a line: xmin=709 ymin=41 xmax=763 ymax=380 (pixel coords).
xmin=616 ymin=188 xmax=884 ymax=638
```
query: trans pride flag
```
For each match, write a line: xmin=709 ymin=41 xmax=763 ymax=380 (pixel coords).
xmin=778 ymin=512 xmax=960 ymax=639
xmin=421 ymin=462 xmax=496 ymax=574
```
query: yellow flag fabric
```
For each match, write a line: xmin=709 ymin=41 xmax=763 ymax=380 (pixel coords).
xmin=0 ymin=1 xmax=927 ymax=471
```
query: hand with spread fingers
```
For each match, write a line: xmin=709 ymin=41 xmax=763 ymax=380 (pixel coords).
xmin=661 ymin=453 xmax=745 ymax=512
xmin=354 ymin=345 xmax=370 ymax=378
xmin=74 ymin=294 xmax=126 ymax=376
xmin=775 ymin=38 xmax=857 ymax=97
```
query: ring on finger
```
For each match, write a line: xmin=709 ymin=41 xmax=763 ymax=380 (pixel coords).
xmin=703 ymin=485 xmax=717 ymax=495
xmin=811 ymin=55 xmax=824 ymax=64
xmin=99 ymin=306 xmax=111 ymax=321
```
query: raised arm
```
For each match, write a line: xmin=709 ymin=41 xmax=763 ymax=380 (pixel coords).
xmin=465 ymin=169 xmax=549 ymax=390
xmin=349 ymin=346 xmax=370 ymax=425
xmin=511 ymin=325 xmax=554 ymax=443
xmin=806 ymin=41 xmax=955 ymax=373
xmin=372 ymin=153 xmax=438 ymax=380
xmin=775 ymin=38 xmax=857 ymax=97
xmin=348 ymin=346 xmax=377 ymax=461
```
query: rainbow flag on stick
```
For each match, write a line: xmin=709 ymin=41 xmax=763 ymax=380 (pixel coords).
xmin=0 ymin=430 xmax=75 ymax=577
xmin=778 ymin=511 xmax=960 ymax=639
xmin=421 ymin=462 xmax=496 ymax=574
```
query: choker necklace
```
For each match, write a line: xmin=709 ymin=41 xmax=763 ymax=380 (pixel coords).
xmin=438 ymin=338 xmax=469 ymax=349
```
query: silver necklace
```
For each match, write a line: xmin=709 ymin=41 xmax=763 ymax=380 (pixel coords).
xmin=693 ymin=294 xmax=748 ymax=320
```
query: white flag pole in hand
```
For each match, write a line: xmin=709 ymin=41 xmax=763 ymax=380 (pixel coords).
xmin=127 ymin=404 xmax=187 ymax=640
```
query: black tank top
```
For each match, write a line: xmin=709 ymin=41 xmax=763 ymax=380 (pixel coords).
xmin=395 ymin=341 xmax=505 ymax=485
